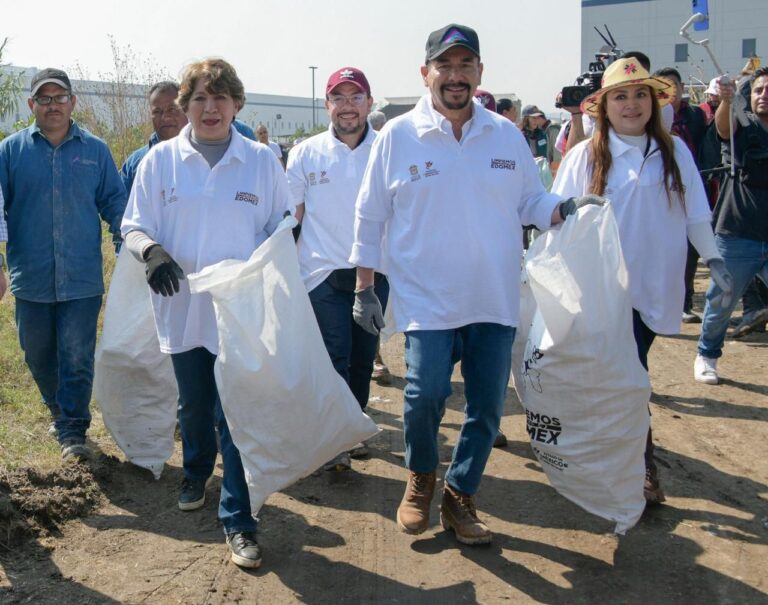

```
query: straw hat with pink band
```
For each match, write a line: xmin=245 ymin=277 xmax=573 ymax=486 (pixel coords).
xmin=580 ymin=57 xmax=677 ymax=117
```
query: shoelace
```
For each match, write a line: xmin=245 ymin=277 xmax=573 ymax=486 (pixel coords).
xmin=450 ymin=490 xmax=478 ymax=519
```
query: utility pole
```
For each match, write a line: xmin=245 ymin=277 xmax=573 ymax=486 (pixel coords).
xmin=309 ymin=65 xmax=318 ymax=130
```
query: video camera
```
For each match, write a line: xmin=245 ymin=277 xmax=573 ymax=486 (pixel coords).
xmin=556 ymin=25 xmax=622 ymax=109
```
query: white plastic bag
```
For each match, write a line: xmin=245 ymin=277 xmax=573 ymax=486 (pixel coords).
xmin=514 ymin=204 xmax=651 ymax=534
xmin=94 ymin=251 xmax=179 ymax=479
xmin=188 ymin=217 xmax=379 ymax=514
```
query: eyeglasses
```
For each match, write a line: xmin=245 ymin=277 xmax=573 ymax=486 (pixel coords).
xmin=328 ymin=93 xmax=367 ymax=108
xmin=34 ymin=94 xmax=72 ymax=105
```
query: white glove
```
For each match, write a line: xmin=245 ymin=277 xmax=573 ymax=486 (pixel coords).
xmin=707 ymin=259 xmax=734 ymax=309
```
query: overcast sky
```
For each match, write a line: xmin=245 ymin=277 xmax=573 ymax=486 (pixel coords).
xmin=3 ymin=0 xmax=581 ymax=115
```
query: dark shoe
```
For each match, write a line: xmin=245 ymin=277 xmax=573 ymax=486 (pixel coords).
xmin=323 ymin=451 xmax=352 ymax=471
xmin=178 ymin=477 xmax=211 ymax=511
xmin=644 ymin=466 xmax=666 ymax=505
xmin=349 ymin=441 xmax=370 ymax=459
xmin=396 ymin=471 xmax=436 ymax=534
xmin=440 ymin=485 xmax=491 ymax=545
xmin=493 ymin=430 xmax=508 ymax=448
xmin=61 ymin=439 xmax=90 ymax=462
xmin=682 ymin=310 xmax=702 ymax=324
xmin=226 ymin=531 xmax=262 ymax=569
xmin=732 ymin=308 xmax=768 ymax=339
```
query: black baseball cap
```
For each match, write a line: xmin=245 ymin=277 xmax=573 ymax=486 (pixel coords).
xmin=31 ymin=68 xmax=72 ymax=96
xmin=425 ymin=24 xmax=480 ymax=62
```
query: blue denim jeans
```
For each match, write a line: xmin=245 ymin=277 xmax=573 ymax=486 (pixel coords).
xmin=698 ymin=234 xmax=768 ymax=359
xmin=14 ymin=296 xmax=101 ymax=443
xmin=308 ymin=274 xmax=389 ymax=409
xmin=170 ymin=348 xmax=256 ymax=535
xmin=403 ymin=323 xmax=515 ymax=496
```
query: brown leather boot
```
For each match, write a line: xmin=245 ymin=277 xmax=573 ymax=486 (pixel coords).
xmin=644 ymin=465 xmax=666 ymax=505
xmin=440 ymin=484 xmax=491 ymax=545
xmin=396 ymin=471 xmax=436 ymax=534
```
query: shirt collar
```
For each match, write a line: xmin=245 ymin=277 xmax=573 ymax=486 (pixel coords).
xmin=608 ymin=127 xmax=658 ymax=158
xmin=147 ymin=131 xmax=161 ymax=149
xmin=30 ymin=120 xmax=84 ymax=144
xmin=177 ymin=123 xmax=247 ymax=165
xmin=326 ymin=121 xmax=377 ymax=151
xmin=413 ymin=94 xmax=493 ymax=141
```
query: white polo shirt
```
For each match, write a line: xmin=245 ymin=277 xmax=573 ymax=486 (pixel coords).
xmin=122 ymin=123 xmax=291 ymax=354
xmin=552 ymin=129 xmax=711 ymax=335
xmin=267 ymin=140 xmax=283 ymax=160
xmin=350 ymin=94 xmax=561 ymax=333
xmin=287 ymin=124 xmax=377 ymax=292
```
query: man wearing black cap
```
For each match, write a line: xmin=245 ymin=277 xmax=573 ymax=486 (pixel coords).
xmin=350 ymin=24 xmax=580 ymax=545
xmin=287 ymin=67 xmax=388 ymax=470
xmin=0 ymin=68 xmax=126 ymax=461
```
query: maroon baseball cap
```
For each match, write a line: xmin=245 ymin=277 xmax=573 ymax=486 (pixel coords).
xmin=474 ymin=89 xmax=496 ymax=112
xmin=326 ymin=67 xmax=371 ymax=97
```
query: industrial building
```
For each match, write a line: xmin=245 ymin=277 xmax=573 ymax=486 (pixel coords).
xmin=581 ymin=0 xmax=766 ymax=88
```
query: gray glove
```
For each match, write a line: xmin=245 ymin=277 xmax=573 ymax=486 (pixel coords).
xmin=558 ymin=194 xmax=608 ymax=221
xmin=353 ymin=286 xmax=384 ymax=335
xmin=707 ymin=258 xmax=734 ymax=309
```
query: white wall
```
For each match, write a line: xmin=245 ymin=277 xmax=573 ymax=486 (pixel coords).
xmin=581 ymin=0 xmax=767 ymax=86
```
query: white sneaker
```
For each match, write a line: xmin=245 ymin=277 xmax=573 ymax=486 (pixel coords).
xmin=694 ymin=355 xmax=719 ymax=385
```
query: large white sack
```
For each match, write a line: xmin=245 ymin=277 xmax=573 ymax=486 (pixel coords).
xmin=94 ymin=250 xmax=178 ymax=479
xmin=188 ymin=217 xmax=379 ymax=514
xmin=514 ymin=204 xmax=651 ymax=534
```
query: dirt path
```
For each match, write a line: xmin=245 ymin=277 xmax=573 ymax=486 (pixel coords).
xmin=1 ymin=276 xmax=767 ymax=604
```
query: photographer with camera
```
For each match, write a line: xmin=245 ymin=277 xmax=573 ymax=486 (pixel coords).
xmin=560 ymin=51 xmax=673 ymax=154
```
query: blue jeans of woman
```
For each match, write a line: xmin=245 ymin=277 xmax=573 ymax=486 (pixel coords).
xmin=402 ymin=323 xmax=514 ymax=496
xmin=14 ymin=296 xmax=101 ymax=443
xmin=171 ymin=347 xmax=256 ymax=535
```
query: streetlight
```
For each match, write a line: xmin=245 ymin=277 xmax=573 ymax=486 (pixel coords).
xmin=309 ymin=65 xmax=318 ymax=130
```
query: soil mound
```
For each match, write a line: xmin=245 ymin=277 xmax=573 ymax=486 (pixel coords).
xmin=0 ymin=463 xmax=102 ymax=545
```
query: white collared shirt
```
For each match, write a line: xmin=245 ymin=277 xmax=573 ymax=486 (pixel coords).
xmin=122 ymin=123 xmax=291 ymax=354
xmin=351 ymin=94 xmax=561 ymax=332
xmin=552 ymin=129 xmax=711 ymax=335
xmin=287 ymin=124 xmax=377 ymax=292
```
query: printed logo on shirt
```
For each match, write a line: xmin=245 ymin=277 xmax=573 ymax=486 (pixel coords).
xmin=161 ymin=187 xmax=178 ymax=206
xmin=490 ymin=158 xmax=516 ymax=170
xmin=308 ymin=171 xmax=330 ymax=186
xmin=409 ymin=164 xmax=421 ymax=181
xmin=424 ymin=161 xmax=439 ymax=177
xmin=72 ymin=156 xmax=98 ymax=167
xmin=235 ymin=191 xmax=259 ymax=205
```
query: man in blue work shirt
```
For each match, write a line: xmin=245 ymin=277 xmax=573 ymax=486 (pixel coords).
xmin=120 ymin=81 xmax=187 ymax=195
xmin=0 ymin=68 xmax=127 ymax=461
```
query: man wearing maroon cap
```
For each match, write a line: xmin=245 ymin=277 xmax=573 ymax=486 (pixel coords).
xmin=286 ymin=67 xmax=388 ymax=471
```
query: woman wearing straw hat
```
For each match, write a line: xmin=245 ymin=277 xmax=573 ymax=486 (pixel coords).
xmin=552 ymin=57 xmax=733 ymax=505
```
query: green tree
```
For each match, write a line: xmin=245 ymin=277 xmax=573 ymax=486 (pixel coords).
xmin=71 ymin=36 xmax=171 ymax=166
xmin=0 ymin=38 xmax=25 ymax=141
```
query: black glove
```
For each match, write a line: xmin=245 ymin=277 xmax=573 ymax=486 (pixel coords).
xmin=144 ymin=245 xmax=184 ymax=296
xmin=353 ymin=286 xmax=385 ymax=335
xmin=558 ymin=194 xmax=608 ymax=221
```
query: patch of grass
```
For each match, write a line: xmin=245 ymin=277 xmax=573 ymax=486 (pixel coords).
xmin=0 ymin=232 xmax=118 ymax=471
